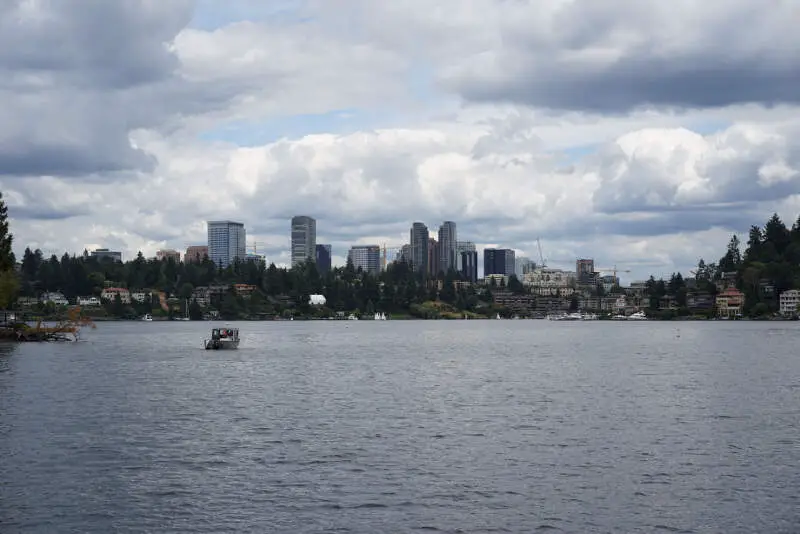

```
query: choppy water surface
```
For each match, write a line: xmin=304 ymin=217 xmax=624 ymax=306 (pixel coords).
xmin=1 ymin=320 xmax=799 ymax=533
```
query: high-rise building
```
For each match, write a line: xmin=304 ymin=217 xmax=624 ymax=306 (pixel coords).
xmin=291 ymin=216 xmax=317 ymax=268
xmin=347 ymin=245 xmax=380 ymax=276
xmin=315 ymin=244 xmax=332 ymax=274
xmin=515 ymin=256 xmax=537 ymax=276
xmin=156 ymin=249 xmax=181 ymax=262
xmin=246 ymin=254 xmax=266 ymax=266
xmin=576 ymin=258 xmax=595 ymax=284
xmin=428 ymin=238 xmax=440 ymax=276
xmin=483 ymin=248 xmax=515 ymax=276
xmin=456 ymin=241 xmax=476 ymax=271
xmin=184 ymin=245 xmax=208 ymax=263
xmin=90 ymin=248 xmax=122 ymax=262
xmin=438 ymin=221 xmax=457 ymax=274
xmin=461 ymin=250 xmax=478 ymax=282
xmin=207 ymin=220 xmax=246 ymax=268
xmin=410 ymin=222 xmax=429 ymax=274
xmin=396 ymin=244 xmax=411 ymax=263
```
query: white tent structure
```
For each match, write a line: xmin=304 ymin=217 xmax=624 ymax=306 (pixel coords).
xmin=309 ymin=294 xmax=326 ymax=306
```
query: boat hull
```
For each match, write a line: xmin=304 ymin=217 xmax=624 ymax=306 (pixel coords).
xmin=204 ymin=339 xmax=239 ymax=350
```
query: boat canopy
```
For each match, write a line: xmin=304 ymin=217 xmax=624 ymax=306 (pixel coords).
xmin=211 ymin=327 xmax=239 ymax=338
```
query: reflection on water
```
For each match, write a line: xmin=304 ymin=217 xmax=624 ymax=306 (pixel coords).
xmin=0 ymin=320 xmax=799 ymax=533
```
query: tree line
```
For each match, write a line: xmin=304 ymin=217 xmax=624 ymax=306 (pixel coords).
xmin=4 ymin=185 xmax=800 ymax=318
xmin=641 ymin=213 xmax=800 ymax=317
xmin=15 ymin=246 xmax=508 ymax=318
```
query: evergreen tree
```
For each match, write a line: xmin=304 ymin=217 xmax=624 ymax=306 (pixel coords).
xmin=0 ymin=192 xmax=15 ymax=271
xmin=0 ymin=192 xmax=18 ymax=308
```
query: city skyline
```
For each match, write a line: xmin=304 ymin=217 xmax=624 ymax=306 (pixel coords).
xmin=3 ymin=2 xmax=798 ymax=286
xmin=22 ymin=212 xmax=738 ymax=284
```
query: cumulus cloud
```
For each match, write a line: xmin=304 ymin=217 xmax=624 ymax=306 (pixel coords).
xmin=3 ymin=0 xmax=800 ymax=283
xmin=10 ymin=114 xmax=800 ymax=280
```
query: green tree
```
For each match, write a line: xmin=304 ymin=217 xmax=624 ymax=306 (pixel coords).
xmin=718 ymin=234 xmax=743 ymax=273
xmin=0 ymin=192 xmax=15 ymax=271
xmin=507 ymin=274 xmax=525 ymax=294
xmin=188 ymin=299 xmax=203 ymax=320
xmin=0 ymin=192 xmax=18 ymax=308
xmin=0 ymin=269 xmax=19 ymax=309
xmin=111 ymin=293 xmax=125 ymax=316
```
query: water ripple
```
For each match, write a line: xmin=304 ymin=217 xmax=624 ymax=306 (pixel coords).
xmin=0 ymin=321 xmax=799 ymax=532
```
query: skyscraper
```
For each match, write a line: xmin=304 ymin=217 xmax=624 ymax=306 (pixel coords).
xmin=483 ymin=248 xmax=515 ymax=276
xmin=456 ymin=241 xmax=476 ymax=271
xmin=410 ymin=222 xmax=429 ymax=274
xmin=437 ymin=221 xmax=457 ymax=274
xmin=347 ymin=245 xmax=380 ymax=276
xmin=428 ymin=238 xmax=440 ymax=276
xmin=576 ymin=258 xmax=595 ymax=284
xmin=515 ymin=256 xmax=537 ymax=275
xmin=291 ymin=216 xmax=316 ymax=268
xmin=184 ymin=245 xmax=208 ymax=264
xmin=315 ymin=244 xmax=332 ymax=274
xmin=461 ymin=250 xmax=478 ymax=282
xmin=207 ymin=220 xmax=246 ymax=268
xmin=396 ymin=244 xmax=411 ymax=263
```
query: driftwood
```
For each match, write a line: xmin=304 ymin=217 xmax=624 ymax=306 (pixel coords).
xmin=4 ymin=307 xmax=96 ymax=342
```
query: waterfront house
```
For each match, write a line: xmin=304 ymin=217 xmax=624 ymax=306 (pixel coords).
xmin=41 ymin=292 xmax=69 ymax=306
xmin=715 ymin=288 xmax=744 ymax=318
xmin=779 ymin=289 xmax=800 ymax=316
xmin=100 ymin=287 xmax=131 ymax=304
xmin=77 ymin=296 xmax=101 ymax=307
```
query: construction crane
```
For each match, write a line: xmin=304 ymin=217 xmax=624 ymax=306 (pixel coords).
xmin=247 ymin=241 xmax=266 ymax=255
xmin=536 ymin=237 xmax=546 ymax=268
xmin=596 ymin=265 xmax=631 ymax=280
xmin=534 ymin=238 xmax=576 ymax=269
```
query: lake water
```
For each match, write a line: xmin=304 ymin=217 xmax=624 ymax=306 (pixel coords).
xmin=1 ymin=320 xmax=798 ymax=533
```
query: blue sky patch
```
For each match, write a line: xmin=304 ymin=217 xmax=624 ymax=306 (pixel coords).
xmin=198 ymin=108 xmax=397 ymax=145
xmin=190 ymin=0 xmax=310 ymax=30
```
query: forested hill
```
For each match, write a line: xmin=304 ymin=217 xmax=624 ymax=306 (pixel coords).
xmin=689 ymin=213 xmax=800 ymax=316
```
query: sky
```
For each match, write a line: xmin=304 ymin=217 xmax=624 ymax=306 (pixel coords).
xmin=2 ymin=0 xmax=800 ymax=283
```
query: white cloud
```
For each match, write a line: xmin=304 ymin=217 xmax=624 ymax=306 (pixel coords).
xmin=8 ymin=112 xmax=800 ymax=282
xmin=3 ymin=0 xmax=800 ymax=285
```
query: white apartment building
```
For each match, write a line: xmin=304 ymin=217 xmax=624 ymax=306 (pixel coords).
xmin=77 ymin=296 xmax=101 ymax=307
xmin=779 ymin=289 xmax=800 ymax=315
xmin=101 ymin=287 xmax=131 ymax=304
xmin=130 ymin=291 xmax=150 ymax=303
xmin=522 ymin=268 xmax=577 ymax=296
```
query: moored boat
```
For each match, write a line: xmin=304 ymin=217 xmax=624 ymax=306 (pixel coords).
xmin=204 ymin=326 xmax=240 ymax=350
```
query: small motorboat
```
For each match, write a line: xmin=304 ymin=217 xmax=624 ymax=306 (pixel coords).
xmin=204 ymin=326 xmax=240 ymax=350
